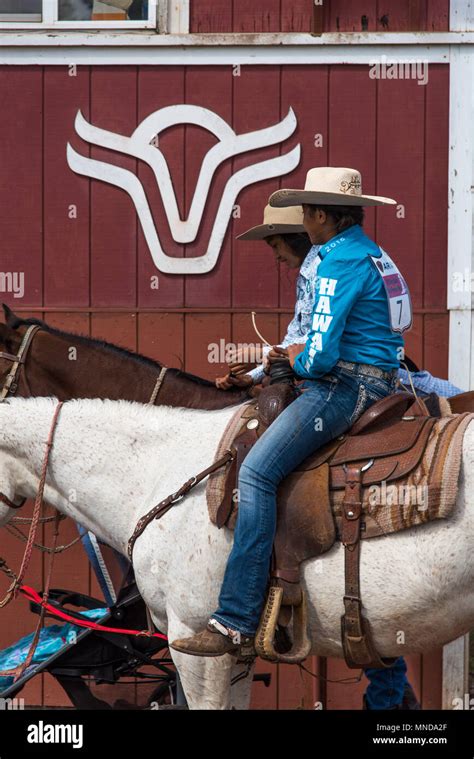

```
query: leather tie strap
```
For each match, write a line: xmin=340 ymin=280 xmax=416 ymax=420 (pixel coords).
xmin=340 ymin=462 xmax=397 ymax=670
xmin=215 ymin=417 xmax=259 ymax=528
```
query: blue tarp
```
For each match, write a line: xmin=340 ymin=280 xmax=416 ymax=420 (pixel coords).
xmin=0 ymin=607 xmax=106 ymax=690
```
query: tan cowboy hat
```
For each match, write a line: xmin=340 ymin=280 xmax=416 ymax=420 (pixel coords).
xmin=269 ymin=167 xmax=397 ymax=208
xmin=236 ymin=204 xmax=305 ymax=240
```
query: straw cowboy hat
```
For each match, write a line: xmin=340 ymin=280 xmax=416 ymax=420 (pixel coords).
xmin=269 ymin=167 xmax=397 ymax=208
xmin=236 ymin=204 xmax=305 ymax=240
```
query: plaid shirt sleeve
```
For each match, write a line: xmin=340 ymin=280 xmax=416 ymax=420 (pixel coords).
xmin=397 ymin=369 xmax=464 ymax=398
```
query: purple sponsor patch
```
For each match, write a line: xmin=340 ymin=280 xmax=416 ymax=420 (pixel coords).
xmin=383 ymin=273 xmax=407 ymax=297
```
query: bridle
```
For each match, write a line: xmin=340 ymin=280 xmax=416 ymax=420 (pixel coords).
xmin=0 ymin=324 xmax=41 ymax=510
xmin=0 ymin=324 xmax=41 ymax=402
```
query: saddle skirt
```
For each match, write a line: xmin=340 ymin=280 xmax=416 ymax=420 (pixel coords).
xmin=206 ymin=397 xmax=473 ymax=542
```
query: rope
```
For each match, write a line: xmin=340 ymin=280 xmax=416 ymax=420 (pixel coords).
xmin=298 ymin=660 xmax=363 ymax=686
xmin=18 ymin=585 xmax=168 ymax=641
xmin=0 ymin=558 xmax=17 ymax=583
xmin=400 ymin=361 xmax=420 ymax=403
xmin=13 ymin=402 xmax=64 ymax=600
xmin=4 ymin=523 xmax=82 ymax=554
xmin=149 ymin=366 xmax=168 ymax=405
xmin=0 ymin=401 xmax=64 ymax=609
xmin=12 ymin=514 xmax=65 ymax=524
xmin=12 ymin=512 xmax=62 ymax=683
xmin=251 ymin=312 xmax=272 ymax=347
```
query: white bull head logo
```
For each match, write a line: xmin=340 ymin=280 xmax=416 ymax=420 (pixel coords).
xmin=67 ymin=105 xmax=300 ymax=275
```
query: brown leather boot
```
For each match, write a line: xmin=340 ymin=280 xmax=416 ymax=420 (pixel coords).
xmin=170 ymin=619 xmax=255 ymax=658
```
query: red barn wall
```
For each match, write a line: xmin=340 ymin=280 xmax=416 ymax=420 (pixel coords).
xmin=0 ymin=61 xmax=449 ymax=708
xmin=190 ymin=0 xmax=450 ymax=34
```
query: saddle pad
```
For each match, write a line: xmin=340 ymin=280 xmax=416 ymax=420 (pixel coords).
xmin=331 ymin=412 xmax=474 ymax=539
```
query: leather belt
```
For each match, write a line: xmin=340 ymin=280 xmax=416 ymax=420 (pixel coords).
xmin=336 ymin=359 xmax=398 ymax=382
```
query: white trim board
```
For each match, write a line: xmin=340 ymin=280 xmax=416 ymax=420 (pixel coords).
xmin=450 ymin=0 xmax=474 ymax=31
xmin=444 ymin=0 xmax=474 ymax=715
xmin=167 ymin=0 xmax=189 ymax=34
xmin=0 ymin=44 xmax=450 ymax=65
xmin=0 ymin=30 xmax=468 ymax=45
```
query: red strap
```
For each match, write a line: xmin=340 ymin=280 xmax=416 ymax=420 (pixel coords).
xmin=19 ymin=585 xmax=168 ymax=641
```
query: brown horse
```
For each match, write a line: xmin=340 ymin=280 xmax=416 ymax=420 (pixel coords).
xmin=0 ymin=305 xmax=251 ymax=410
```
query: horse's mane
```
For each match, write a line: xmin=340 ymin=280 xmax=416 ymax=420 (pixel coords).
xmin=8 ymin=314 xmax=222 ymax=390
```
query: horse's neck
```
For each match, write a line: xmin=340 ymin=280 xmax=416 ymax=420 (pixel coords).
xmin=31 ymin=332 xmax=162 ymax=404
xmin=2 ymin=398 xmax=160 ymax=555
xmin=36 ymin=331 xmax=248 ymax=409
xmin=2 ymin=398 xmax=240 ymax=557
xmin=163 ymin=372 xmax=249 ymax=409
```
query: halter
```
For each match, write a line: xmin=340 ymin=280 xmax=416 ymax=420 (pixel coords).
xmin=0 ymin=325 xmax=40 ymax=509
xmin=0 ymin=324 xmax=41 ymax=401
xmin=0 ymin=492 xmax=26 ymax=510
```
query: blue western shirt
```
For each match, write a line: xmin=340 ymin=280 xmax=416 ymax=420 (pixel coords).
xmin=293 ymin=224 xmax=404 ymax=379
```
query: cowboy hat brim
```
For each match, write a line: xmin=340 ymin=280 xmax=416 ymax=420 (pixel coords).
xmin=269 ymin=189 xmax=397 ymax=208
xmin=236 ymin=222 xmax=305 ymax=241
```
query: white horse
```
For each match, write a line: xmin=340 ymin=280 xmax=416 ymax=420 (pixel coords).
xmin=0 ymin=396 xmax=473 ymax=710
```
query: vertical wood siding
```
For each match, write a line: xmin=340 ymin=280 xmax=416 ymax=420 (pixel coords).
xmin=190 ymin=0 xmax=449 ymax=34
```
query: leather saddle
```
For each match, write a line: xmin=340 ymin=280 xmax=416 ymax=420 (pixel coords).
xmin=215 ymin=384 xmax=437 ymax=667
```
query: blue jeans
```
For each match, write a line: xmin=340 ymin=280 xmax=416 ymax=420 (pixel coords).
xmin=365 ymin=657 xmax=408 ymax=709
xmin=210 ymin=360 xmax=410 ymax=707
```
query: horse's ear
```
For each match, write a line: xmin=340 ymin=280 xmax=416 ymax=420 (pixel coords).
xmin=2 ymin=303 xmax=17 ymax=327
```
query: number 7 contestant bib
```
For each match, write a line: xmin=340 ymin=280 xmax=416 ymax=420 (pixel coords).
xmin=368 ymin=247 xmax=413 ymax=334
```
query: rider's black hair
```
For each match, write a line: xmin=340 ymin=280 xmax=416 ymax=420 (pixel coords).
xmin=274 ymin=232 xmax=312 ymax=261
xmin=305 ymin=204 xmax=365 ymax=233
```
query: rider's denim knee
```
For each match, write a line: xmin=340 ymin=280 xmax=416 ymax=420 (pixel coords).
xmin=238 ymin=445 xmax=281 ymax=494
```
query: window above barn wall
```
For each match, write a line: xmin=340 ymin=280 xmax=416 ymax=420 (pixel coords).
xmin=0 ymin=0 xmax=159 ymax=29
